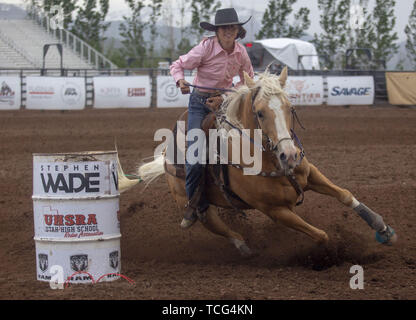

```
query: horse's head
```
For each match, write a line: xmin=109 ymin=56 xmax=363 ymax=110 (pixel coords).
xmin=244 ymin=67 xmax=298 ymax=172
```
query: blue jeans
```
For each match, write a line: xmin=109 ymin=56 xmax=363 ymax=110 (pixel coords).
xmin=185 ymin=91 xmax=211 ymax=212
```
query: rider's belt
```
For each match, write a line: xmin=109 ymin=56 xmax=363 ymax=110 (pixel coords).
xmin=193 ymin=88 xmax=221 ymax=97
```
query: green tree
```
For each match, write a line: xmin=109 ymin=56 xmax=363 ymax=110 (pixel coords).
xmin=71 ymin=0 xmax=110 ymax=52
xmin=346 ymin=0 xmax=376 ymax=69
xmin=190 ymin=0 xmax=220 ymax=43
xmin=370 ymin=0 xmax=399 ymax=68
xmin=350 ymin=0 xmax=374 ymax=48
xmin=256 ymin=0 xmax=311 ymax=39
xmin=42 ymin=0 xmax=76 ymax=29
xmin=26 ymin=0 xmax=75 ymax=29
xmin=105 ymin=38 xmax=126 ymax=68
xmin=313 ymin=0 xmax=350 ymax=69
xmin=405 ymin=0 xmax=416 ymax=68
xmin=147 ymin=0 xmax=163 ymax=64
xmin=118 ymin=0 xmax=147 ymax=68
xmin=176 ymin=0 xmax=193 ymax=56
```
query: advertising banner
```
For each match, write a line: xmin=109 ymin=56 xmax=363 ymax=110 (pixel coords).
xmin=35 ymin=239 xmax=121 ymax=283
xmin=33 ymin=198 xmax=120 ymax=240
xmin=26 ymin=77 xmax=85 ymax=110
xmin=0 ymin=77 xmax=21 ymax=110
xmin=33 ymin=160 xmax=119 ymax=197
xmin=285 ymin=76 xmax=324 ymax=106
xmin=94 ymin=76 xmax=151 ymax=108
xmin=157 ymin=76 xmax=194 ymax=108
xmin=327 ymin=76 xmax=374 ymax=105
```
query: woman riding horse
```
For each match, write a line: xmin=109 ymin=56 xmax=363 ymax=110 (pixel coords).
xmin=128 ymin=68 xmax=397 ymax=257
xmin=170 ymin=8 xmax=254 ymax=229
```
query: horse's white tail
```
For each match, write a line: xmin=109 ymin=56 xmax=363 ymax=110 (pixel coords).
xmin=117 ymin=154 xmax=140 ymax=193
xmin=137 ymin=154 xmax=165 ymax=187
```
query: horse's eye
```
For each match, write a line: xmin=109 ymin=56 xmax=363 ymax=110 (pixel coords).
xmin=257 ymin=111 xmax=264 ymax=119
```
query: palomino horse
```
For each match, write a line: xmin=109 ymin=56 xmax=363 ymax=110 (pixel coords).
xmin=121 ymin=67 xmax=397 ymax=257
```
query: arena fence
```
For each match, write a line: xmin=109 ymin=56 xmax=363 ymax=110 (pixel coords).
xmin=0 ymin=68 xmax=414 ymax=110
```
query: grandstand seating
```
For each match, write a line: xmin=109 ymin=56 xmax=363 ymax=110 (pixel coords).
xmin=0 ymin=19 xmax=93 ymax=69
xmin=0 ymin=36 xmax=34 ymax=68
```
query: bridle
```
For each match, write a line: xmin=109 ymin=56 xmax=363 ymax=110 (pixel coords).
xmin=250 ymin=87 xmax=305 ymax=166
xmin=249 ymin=86 xmax=306 ymax=206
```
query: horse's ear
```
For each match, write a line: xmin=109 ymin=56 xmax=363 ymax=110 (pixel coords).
xmin=279 ymin=66 xmax=288 ymax=87
xmin=244 ymin=71 xmax=255 ymax=88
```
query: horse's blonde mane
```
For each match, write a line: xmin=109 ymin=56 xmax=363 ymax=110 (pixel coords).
xmin=223 ymin=70 xmax=287 ymax=128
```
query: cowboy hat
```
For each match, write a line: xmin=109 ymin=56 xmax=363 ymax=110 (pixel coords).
xmin=200 ymin=8 xmax=251 ymax=32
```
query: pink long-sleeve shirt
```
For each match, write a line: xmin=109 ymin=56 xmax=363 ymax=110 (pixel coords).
xmin=170 ymin=36 xmax=254 ymax=92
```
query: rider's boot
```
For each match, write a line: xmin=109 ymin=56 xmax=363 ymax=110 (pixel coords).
xmin=180 ymin=182 xmax=209 ymax=229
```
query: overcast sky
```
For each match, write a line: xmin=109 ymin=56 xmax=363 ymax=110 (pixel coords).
xmin=4 ymin=0 xmax=413 ymax=40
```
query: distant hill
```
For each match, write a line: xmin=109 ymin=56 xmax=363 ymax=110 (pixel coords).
xmin=0 ymin=2 xmax=27 ymax=19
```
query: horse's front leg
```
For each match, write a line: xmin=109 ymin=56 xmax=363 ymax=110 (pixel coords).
xmin=260 ymin=205 xmax=329 ymax=245
xmin=305 ymin=164 xmax=397 ymax=245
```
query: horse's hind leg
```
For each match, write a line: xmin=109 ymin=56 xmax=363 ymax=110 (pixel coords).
xmin=306 ymin=164 xmax=397 ymax=245
xmin=201 ymin=206 xmax=253 ymax=257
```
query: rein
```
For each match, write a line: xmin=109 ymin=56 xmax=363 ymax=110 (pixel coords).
xmin=184 ymin=83 xmax=235 ymax=93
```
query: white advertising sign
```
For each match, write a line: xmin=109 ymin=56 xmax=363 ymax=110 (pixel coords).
xmin=33 ymin=198 xmax=120 ymax=240
xmin=94 ymin=76 xmax=151 ymax=108
xmin=285 ymin=76 xmax=324 ymax=106
xmin=35 ymin=238 xmax=121 ymax=283
xmin=26 ymin=77 xmax=85 ymax=110
xmin=327 ymin=76 xmax=374 ymax=105
xmin=157 ymin=76 xmax=194 ymax=108
xmin=0 ymin=77 xmax=21 ymax=110
xmin=33 ymin=161 xmax=119 ymax=197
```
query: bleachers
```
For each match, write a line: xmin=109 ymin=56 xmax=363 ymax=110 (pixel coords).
xmin=0 ymin=19 xmax=93 ymax=69
xmin=0 ymin=36 xmax=34 ymax=68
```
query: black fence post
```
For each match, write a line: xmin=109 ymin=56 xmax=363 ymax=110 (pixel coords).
xmin=150 ymin=68 xmax=156 ymax=109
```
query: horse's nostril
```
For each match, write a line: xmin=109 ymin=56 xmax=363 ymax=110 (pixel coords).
xmin=280 ymin=153 xmax=287 ymax=161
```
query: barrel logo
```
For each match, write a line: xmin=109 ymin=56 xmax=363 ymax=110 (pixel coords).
xmin=109 ymin=251 xmax=119 ymax=269
xmin=70 ymin=254 xmax=88 ymax=272
xmin=38 ymin=254 xmax=48 ymax=272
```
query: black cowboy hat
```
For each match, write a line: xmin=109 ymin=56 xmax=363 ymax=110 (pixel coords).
xmin=200 ymin=8 xmax=251 ymax=32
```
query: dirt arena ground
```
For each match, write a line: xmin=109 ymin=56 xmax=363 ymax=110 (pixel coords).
xmin=0 ymin=105 xmax=415 ymax=300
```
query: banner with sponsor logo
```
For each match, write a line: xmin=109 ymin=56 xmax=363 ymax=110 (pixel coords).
xmin=33 ymin=198 xmax=120 ymax=239
xmin=94 ymin=76 xmax=151 ymax=108
xmin=156 ymin=76 xmax=194 ymax=108
xmin=26 ymin=77 xmax=85 ymax=110
xmin=0 ymin=76 xmax=21 ymax=110
xmin=327 ymin=76 xmax=374 ymax=105
xmin=286 ymin=76 xmax=324 ymax=106
xmin=33 ymin=160 xmax=119 ymax=197
xmin=233 ymin=75 xmax=323 ymax=106
xmin=36 ymin=239 xmax=121 ymax=283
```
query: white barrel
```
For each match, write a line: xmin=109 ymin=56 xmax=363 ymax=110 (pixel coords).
xmin=33 ymin=151 xmax=121 ymax=284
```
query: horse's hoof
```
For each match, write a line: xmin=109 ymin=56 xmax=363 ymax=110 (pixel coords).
xmin=238 ymin=243 xmax=254 ymax=258
xmin=180 ymin=217 xmax=197 ymax=229
xmin=230 ymin=238 xmax=255 ymax=258
xmin=376 ymin=225 xmax=397 ymax=246
xmin=316 ymin=231 xmax=329 ymax=246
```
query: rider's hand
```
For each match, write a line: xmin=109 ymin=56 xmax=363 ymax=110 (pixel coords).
xmin=177 ymin=79 xmax=191 ymax=94
xmin=206 ymin=95 xmax=224 ymax=111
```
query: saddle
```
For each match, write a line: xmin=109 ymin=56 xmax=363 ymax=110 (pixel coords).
xmin=164 ymin=110 xmax=252 ymax=212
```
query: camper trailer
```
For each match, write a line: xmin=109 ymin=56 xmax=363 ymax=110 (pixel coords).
xmin=244 ymin=38 xmax=320 ymax=71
